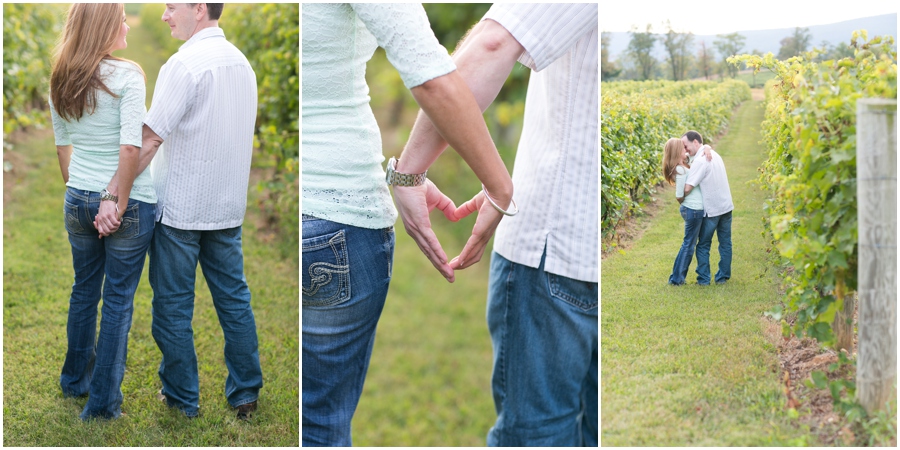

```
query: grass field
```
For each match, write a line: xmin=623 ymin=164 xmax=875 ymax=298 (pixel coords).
xmin=2 ymin=14 xmax=298 ymax=447
xmin=600 ymin=100 xmax=818 ymax=445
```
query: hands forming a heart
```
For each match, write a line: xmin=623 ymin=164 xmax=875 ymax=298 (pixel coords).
xmin=393 ymin=180 xmax=503 ymax=283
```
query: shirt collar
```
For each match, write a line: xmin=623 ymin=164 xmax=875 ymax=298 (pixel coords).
xmin=179 ymin=27 xmax=225 ymax=52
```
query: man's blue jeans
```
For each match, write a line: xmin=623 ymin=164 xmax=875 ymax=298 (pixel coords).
xmin=302 ymin=215 xmax=394 ymax=447
xmin=669 ymin=205 xmax=704 ymax=285
xmin=149 ymin=223 xmax=262 ymax=417
xmin=486 ymin=251 xmax=598 ymax=447
xmin=59 ymin=188 xmax=155 ymax=420
xmin=695 ymin=210 xmax=733 ymax=285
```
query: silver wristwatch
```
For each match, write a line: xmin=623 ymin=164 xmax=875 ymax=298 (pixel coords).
xmin=100 ymin=189 xmax=118 ymax=203
xmin=385 ymin=157 xmax=427 ymax=186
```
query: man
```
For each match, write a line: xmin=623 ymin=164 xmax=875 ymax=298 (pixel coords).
xmin=109 ymin=3 xmax=262 ymax=420
xmin=683 ymin=130 xmax=734 ymax=285
xmin=394 ymin=4 xmax=598 ymax=446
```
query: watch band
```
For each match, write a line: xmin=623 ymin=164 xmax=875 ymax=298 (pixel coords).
xmin=100 ymin=189 xmax=118 ymax=203
xmin=385 ymin=157 xmax=427 ymax=186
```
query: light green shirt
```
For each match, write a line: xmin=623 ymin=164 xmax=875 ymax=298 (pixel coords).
xmin=49 ymin=59 xmax=156 ymax=204
xmin=675 ymin=165 xmax=703 ymax=211
xmin=302 ymin=3 xmax=455 ymax=229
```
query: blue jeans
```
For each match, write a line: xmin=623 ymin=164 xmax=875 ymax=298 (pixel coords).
xmin=669 ymin=205 xmax=704 ymax=285
xmin=696 ymin=211 xmax=733 ymax=285
xmin=149 ymin=223 xmax=262 ymax=417
xmin=486 ymin=251 xmax=598 ymax=447
xmin=59 ymin=188 xmax=155 ymax=420
xmin=301 ymin=215 xmax=394 ymax=447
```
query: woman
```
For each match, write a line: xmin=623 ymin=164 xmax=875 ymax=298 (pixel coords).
xmin=302 ymin=3 xmax=514 ymax=446
xmin=663 ymin=138 xmax=704 ymax=285
xmin=49 ymin=3 xmax=156 ymax=420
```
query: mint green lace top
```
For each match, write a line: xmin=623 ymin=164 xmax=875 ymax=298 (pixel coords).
xmin=302 ymin=3 xmax=455 ymax=229
xmin=49 ymin=59 xmax=156 ymax=204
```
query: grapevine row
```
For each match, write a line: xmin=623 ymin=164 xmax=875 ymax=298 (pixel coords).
xmin=601 ymin=79 xmax=751 ymax=243
xmin=728 ymin=31 xmax=897 ymax=344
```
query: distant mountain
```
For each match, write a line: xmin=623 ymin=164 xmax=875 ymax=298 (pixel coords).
xmin=605 ymin=13 xmax=897 ymax=61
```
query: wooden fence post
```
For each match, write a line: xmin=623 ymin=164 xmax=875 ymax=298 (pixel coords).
xmin=856 ymin=98 xmax=897 ymax=413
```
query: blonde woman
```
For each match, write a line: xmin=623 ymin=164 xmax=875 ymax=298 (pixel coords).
xmin=662 ymin=138 xmax=704 ymax=285
xmin=49 ymin=3 xmax=155 ymax=420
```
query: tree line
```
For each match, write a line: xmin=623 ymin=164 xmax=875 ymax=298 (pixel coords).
xmin=602 ymin=24 xmax=857 ymax=83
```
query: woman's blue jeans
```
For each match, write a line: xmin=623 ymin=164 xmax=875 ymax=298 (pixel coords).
xmin=59 ymin=188 xmax=155 ymax=420
xmin=149 ymin=223 xmax=263 ymax=417
xmin=668 ymin=205 xmax=704 ymax=285
xmin=486 ymin=251 xmax=598 ymax=447
xmin=301 ymin=215 xmax=394 ymax=447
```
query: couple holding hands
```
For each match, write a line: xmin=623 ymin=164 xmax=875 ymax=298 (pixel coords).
xmin=52 ymin=3 xmax=261 ymax=421
xmin=302 ymin=3 xmax=598 ymax=447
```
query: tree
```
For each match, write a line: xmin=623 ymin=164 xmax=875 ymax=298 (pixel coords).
xmin=662 ymin=20 xmax=693 ymax=81
xmin=601 ymin=32 xmax=621 ymax=80
xmin=777 ymin=27 xmax=812 ymax=60
xmin=714 ymin=32 xmax=745 ymax=78
xmin=696 ymin=40 xmax=715 ymax=80
xmin=627 ymin=24 xmax=657 ymax=80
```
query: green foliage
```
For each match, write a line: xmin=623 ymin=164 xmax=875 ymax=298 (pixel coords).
xmin=729 ymin=31 xmax=897 ymax=346
xmin=138 ymin=3 xmax=180 ymax=59
xmin=601 ymin=79 xmax=751 ymax=243
xmin=227 ymin=3 xmax=300 ymax=247
xmin=2 ymin=3 xmax=64 ymax=134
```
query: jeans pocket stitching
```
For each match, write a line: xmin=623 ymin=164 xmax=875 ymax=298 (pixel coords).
xmin=112 ymin=203 xmax=140 ymax=239
xmin=302 ymin=230 xmax=351 ymax=307
xmin=547 ymin=273 xmax=598 ymax=311
xmin=64 ymin=200 xmax=85 ymax=234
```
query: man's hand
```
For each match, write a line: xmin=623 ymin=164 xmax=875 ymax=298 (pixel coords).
xmin=700 ymin=144 xmax=713 ymax=162
xmin=94 ymin=200 xmax=121 ymax=238
xmin=394 ymin=180 xmax=459 ymax=282
xmin=448 ymin=190 xmax=503 ymax=271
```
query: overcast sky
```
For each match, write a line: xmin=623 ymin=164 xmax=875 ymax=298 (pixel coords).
xmin=601 ymin=0 xmax=899 ymax=35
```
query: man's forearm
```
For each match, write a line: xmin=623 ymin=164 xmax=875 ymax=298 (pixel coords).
xmin=684 ymin=184 xmax=694 ymax=195
xmin=399 ymin=19 xmax=523 ymax=184
xmin=108 ymin=124 xmax=163 ymax=196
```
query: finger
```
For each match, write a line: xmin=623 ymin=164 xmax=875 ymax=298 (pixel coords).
xmin=430 ymin=191 xmax=458 ymax=222
xmin=405 ymin=226 xmax=455 ymax=282
xmin=452 ymin=195 xmax=481 ymax=222
xmin=450 ymin=236 xmax=487 ymax=270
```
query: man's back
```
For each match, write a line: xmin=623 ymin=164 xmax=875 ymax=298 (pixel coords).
xmin=686 ymin=147 xmax=733 ymax=217
xmin=146 ymin=27 xmax=257 ymax=230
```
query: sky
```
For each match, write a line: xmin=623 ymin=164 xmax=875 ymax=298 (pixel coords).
xmin=601 ymin=0 xmax=899 ymax=35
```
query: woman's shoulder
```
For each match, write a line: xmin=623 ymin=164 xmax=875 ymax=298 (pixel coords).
xmin=675 ymin=165 xmax=687 ymax=176
xmin=101 ymin=59 xmax=144 ymax=82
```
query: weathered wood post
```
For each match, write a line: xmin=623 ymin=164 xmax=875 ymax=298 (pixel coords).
xmin=856 ymin=98 xmax=897 ymax=413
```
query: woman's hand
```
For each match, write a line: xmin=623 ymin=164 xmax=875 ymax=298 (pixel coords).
xmin=447 ymin=190 xmax=503 ymax=271
xmin=394 ymin=180 xmax=459 ymax=282
xmin=94 ymin=200 xmax=121 ymax=238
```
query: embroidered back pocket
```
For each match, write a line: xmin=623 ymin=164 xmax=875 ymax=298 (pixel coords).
xmin=302 ymin=229 xmax=351 ymax=307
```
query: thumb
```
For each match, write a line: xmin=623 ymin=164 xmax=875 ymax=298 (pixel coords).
xmin=451 ymin=192 xmax=483 ymax=222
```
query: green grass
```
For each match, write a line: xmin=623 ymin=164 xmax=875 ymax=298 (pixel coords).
xmin=600 ymin=100 xmax=817 ymax=446
xmin=3 ymin=13 xmax=298 ymax=447
xmin=735 ymin=70 xmax=776 ymax=88
xmin=3 ymin=130 xmax=298 ymax=448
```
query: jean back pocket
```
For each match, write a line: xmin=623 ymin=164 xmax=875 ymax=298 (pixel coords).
xmin=302 ymin=229 xmax=351 ymax=307
xmin=548 ymin=273 xmax=598 ymax=311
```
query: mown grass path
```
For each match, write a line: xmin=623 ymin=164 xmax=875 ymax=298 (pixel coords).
xmin=601 ymin=100 xmax=814 ymax=445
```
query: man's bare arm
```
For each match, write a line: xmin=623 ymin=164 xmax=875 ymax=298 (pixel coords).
xmin=107 ymin=124 xmax=164 ymax=197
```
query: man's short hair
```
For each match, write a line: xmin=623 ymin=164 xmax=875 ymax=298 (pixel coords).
xmin=206 ymin=3 xmax=223 ymax=20
xmin=188 ymin=3 xmax=224 ymax=20
xmin=682 ymin=130 xmax=703 ymax=144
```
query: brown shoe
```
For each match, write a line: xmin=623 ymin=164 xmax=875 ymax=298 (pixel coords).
xmin=235 ymin=400 xmax=257 ymax=421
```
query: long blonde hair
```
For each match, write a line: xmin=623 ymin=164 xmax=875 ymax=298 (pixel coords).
xmin=50 ymin=3 xmax=143 ymax=121
xmin=662 ymin=138 xmax=686 ymax=185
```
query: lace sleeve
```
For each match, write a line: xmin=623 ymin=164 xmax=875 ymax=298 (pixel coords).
xmin=351 ymin=3 xmax=455 ymax=89
xmin=118 ymin=66 xmax=146 ymax=147
xmin=48 ymin=96 xmax=71 ymax=146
